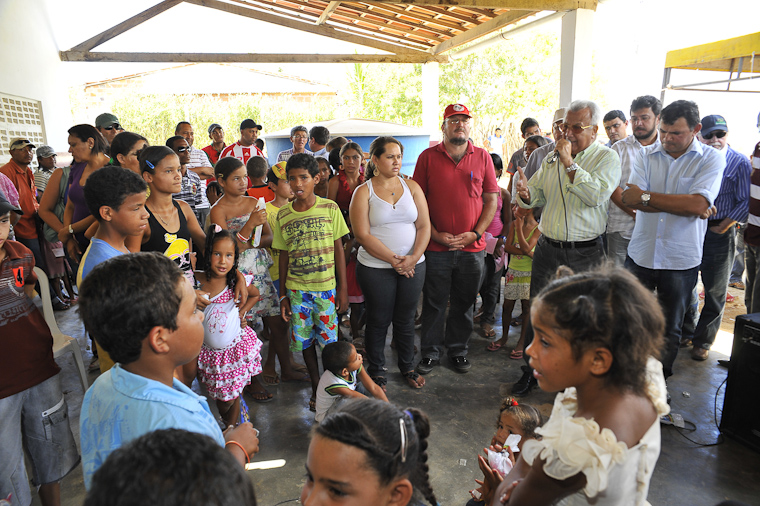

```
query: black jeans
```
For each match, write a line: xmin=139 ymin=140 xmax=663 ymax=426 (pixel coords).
xmin=420 ymin=250 xmax=485 ymax=360
xmin=478 ymin=253 xmax=504 ymax=324
xmin=356 ymin=261 xmax=426 ymax=377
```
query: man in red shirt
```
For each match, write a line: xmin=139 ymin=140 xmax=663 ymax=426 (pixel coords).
xmin=220 ymin=119 xmax=265 ymax=167
xmin=0 ymin=138 xmax=40 ymax=254
xmin=202 ymin=123 xmax=226 ymax=166
xmin=412 ymin=104 xmax=499 ymax=375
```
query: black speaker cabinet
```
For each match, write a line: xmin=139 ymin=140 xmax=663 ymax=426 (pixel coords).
xmin=720 ymin=312 xmax=760 ymax=452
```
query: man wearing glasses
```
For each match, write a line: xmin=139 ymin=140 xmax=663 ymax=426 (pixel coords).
xmin=277 ymin=125 xmax=313 ymax=163
xmin=621 ymin=100 xmax=725 ymax=380
xmin=95 ymin=113 xmax=124 ymax=144
xmin=167 ymin=136 xmax=205 ymax=226
xmin=682 ymin=115 xmax=750 ymax=362
xmin=512 ymin=99 xmax=620 ymax=396
xmin=413 ymin=103 xmax=499 ymax=376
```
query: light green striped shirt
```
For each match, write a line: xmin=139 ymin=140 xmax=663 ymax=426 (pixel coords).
xmin=518 ymin=141 xmax=621 ymax=242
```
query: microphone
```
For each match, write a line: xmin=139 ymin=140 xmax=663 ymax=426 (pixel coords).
xmin=547 ymin=149 xmax=559 ymax=164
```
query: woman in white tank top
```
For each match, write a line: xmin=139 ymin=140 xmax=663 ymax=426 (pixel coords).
xmin=349 ymin=137 xmax=431 ymax=390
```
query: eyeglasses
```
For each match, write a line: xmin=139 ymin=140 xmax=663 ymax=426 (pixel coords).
xmin=176 ymin=146 xmax=190 ymax=153
xmin=293 ymin=135 xmax=308 ymax=140
xmin=103 ymin=124 xmax=122 ymax=131
xmin=447 ymin=118 xmax=471 ymax=125
xmin=702 ymin=131 xmax=727 ymax=140
xmin=560 ymin=123 xmax=593 ymax=134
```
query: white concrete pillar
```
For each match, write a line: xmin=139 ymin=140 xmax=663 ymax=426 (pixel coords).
xmin=422 ymin=61 xmax=440 ymax=141
xmin=559 ymin=9 xmax=594 ymax=106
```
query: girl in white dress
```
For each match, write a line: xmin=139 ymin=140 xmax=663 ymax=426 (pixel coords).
xmin=491 ymin=265 xmax=669 ymax=506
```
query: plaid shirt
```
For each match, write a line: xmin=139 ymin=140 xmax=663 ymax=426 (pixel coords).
xmin=173 ymin=169 xmax=204 ymax=215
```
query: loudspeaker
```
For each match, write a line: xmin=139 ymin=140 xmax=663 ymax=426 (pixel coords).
xmin=720 ymin=312 xmax=760 ymax=453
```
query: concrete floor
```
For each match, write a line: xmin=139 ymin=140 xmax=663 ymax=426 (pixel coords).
xmin=33 ymin=292 xmax=760 ymax=506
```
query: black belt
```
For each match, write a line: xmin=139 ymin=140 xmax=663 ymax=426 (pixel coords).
xmin=543 ymin=236 xmax=600 ymax=249
xmin=707 ymin=219 xmax=726 ymax=227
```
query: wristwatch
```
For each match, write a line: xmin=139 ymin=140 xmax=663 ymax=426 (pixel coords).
xmin=640 ymin=192 xmax=651 ymax=207
xmin=565 ymin=162 xmax=579 ymax=174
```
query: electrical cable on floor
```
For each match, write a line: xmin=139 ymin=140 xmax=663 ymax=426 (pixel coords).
xmin=666 ymin=377 xmax=726 ymax=447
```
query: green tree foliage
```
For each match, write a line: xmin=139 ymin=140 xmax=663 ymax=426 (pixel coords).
xmin=344 ymin=63 xmax=423 ymax=126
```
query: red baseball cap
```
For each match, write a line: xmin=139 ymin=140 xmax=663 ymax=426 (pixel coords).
xmin=444 ymin=104 xmax=472 ymax=119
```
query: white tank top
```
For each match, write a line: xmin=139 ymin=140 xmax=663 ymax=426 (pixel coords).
xmin=356 ymin=177 xmax=425 ymax=269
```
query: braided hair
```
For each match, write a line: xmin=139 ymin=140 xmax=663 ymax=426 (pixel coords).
xmin=316 ymin=399 xmax=437 ymax=506
xmin=203 ymin=224 xmax=239 ymax=292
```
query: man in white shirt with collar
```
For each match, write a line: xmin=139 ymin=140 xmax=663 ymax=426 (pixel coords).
xmin=606 ymin=96 xmax=661 ymax=266
xmin=175 ymin=121 xmax=212 ymax=227
xmin=308 ymin=126 xmax=330 ymax=158
xmin=622 ymin=100 xmax=725 ymax=380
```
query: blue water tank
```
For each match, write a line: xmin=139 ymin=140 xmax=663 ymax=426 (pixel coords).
xmin=262 ymin=118 xmax=431 ymax=176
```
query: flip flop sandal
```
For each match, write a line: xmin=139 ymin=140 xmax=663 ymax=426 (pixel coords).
xmin=486 ymin=342 xmax=503 ymax=352
xmin=262 ymin=373 xmax=280 ymax=386
xmin=509 ymin=349 xmax=524 ymax=360
xmin=403 ymin=370 xmax=425 ymax=389
xmin=309 ymin=396 xmax=317 ymax=412
xmin=510 ymin=317 xmax=523 ymax=327
xmin=245 ymin=386 xmax=274 ymax=403
xmin=482 ymin=324 xmax=496 ymax=338
xmin=371 ymin=376 xmax=388 ymax=392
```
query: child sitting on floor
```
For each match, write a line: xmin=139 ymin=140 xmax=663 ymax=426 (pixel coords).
xmin=468 ymin=397 xmax=543 ymax=506
xmin=314 ymin=341 xmax=388 ymax=423
xmin=491 ymin=265 xmax=669 ymax=506
xmin=195 ymin=226 xmax=262 ymax=427
xmin=78 ymin=252 xmax=259 ymax=488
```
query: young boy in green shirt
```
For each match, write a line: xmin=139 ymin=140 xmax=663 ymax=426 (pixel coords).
xmin=273 ymin=154 xmax=348 ymax=411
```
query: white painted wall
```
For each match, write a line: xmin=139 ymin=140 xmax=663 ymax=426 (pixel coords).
xmin=0 ymin=0 xmax=73 ymax=159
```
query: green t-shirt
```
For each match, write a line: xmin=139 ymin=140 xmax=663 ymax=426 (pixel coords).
xmin=508 ymin=225 xmax=539 ymax=272
xmin=272 ymin=196 xmax=349 ymax=292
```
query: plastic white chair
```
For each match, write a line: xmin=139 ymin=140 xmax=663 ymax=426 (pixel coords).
xmin=33 ymin=267 xmax=88 ymax=392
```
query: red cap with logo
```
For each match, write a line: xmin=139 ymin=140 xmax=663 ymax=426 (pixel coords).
xmin=444 ymin=104 xmax=472 ymax=119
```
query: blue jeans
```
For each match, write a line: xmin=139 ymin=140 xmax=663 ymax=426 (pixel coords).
xmin=744 ymin=242 xmax=760 ymax=313
xmin=693 ymin=226 xmax=735 ymax=350
xmin=420 ymin=250 xmax=485 ymax=360
xmin=730 ymin=224 xmax=746 ymax=283
xmin=625 ymin=257 xmax=699 ymax=378
xmin=356 ymin=261 xmax=426 ymax=377
xmin=605 ymin=231 xmax=630 ymax=268
xmin=478 ymin=254 xmax=504 ymax=324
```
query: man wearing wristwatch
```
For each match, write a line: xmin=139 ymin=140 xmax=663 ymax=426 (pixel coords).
xmin=412 ymin=103 xmax=499 ymax=375
xmin=621 ymin=100 xmax=725 ymax=381
xmin=513 ymin=99 xmax=621 ymax=396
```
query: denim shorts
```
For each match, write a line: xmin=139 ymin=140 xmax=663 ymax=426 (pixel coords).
xmin=0 ymin=373 xmax=80 ymax=505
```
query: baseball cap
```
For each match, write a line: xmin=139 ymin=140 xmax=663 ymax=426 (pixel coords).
xmin=270 ymin=161 xmax=287 ymax=180
xmin=240 ymin=119 xmax=263 ymax=131
xmin=95 ymin=113 xmax=120 ymax=128
xmin=9 ymin=138 xmax=35 ymax=151
xmin=701 ymin=115 xmax=728 ymax=136
xmin=443 ymin=104 xmax=472 ymax=119
xmin=0 ymin=191 xmax=23 ymax=216
xmin=36 ymin=145 xmax=56 ymax=158
xmin=553 ymin=108 xmax=567 ymax=124
xmin=208 ymin=123 xmax=223 ymax=135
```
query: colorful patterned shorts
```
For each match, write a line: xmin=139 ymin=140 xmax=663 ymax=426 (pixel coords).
xmin=288 ymin=288 xmax=337 ymax=352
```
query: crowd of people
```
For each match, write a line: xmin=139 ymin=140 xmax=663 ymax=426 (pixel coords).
xmin=1 ymin=97 xmax=759 ymax=506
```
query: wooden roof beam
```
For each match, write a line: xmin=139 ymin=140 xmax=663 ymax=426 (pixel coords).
xmin=60 ymin=51 xmax=449 ymax=64
xmin=360 ymin=3 xmax=464 ymax=32
xmin=185 ymin=0 xmax=426 ymax=54
xmin=430 ymin=9 xmax=533 ymax=54
xmin=369 ymin=0 xmax=597 ymax=10
xmin=317 ymin=1 xmax=341 ymax=23
xmin=68 ymin=0 xmax=184 ymax=52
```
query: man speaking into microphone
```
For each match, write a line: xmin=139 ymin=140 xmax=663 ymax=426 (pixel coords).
xmin=510 ymin=99 xmax=620 ymax=396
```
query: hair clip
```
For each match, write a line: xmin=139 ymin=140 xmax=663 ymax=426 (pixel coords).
xmin=511 ymin=399 xmax=519 ymax=406
xmin=398 ymin=418 xmax=408 ymax=463
xmin=145 ymin=160 xmax=155 ymax=170
xmin=404 ymin=409 xmax=413 ymax=419
xmin=213 ymin=224 xmax=222 ymax=233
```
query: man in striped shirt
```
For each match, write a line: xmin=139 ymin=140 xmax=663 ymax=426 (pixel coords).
xmin=742 ymin=141 xmax=760 ymax=313
xmin=220 ymin=119 xmax=265 ymax=169
xmin=621 ymin=100 xmax=725 ymax=379
xmin=685 ymin=115 xmax=751 ymax=361
xmin=513 ymin=99 xmax=620 ymax=396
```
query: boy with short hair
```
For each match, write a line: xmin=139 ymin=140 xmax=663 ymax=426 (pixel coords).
xmin=273 ymin=153 xmax=349 ymax=411
xmin=315 ymin=341 xmax=388 ymax=422
xmin=78 ymin=165 xmax=150 ymax=373
xmin=245 ymin=156 xmax=275 ymax=202
xmin=0 ymin=193 xmax=79 ymax=506
xmin=78 ymin=252 xmax=259 ymax=489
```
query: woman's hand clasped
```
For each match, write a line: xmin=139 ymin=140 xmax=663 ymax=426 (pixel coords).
xmin=392 ymin=255 xmax=416 ymax=277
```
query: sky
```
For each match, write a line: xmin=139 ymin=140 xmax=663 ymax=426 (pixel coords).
xmin=47 ymin=0 xmax=760 ymax=154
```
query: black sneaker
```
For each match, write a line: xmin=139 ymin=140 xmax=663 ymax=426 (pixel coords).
xmin=416 ymin=357 xmax=439 ymax=375
xmin=450 ymin=356 xmax=471 ymax=373
xmin=512 ymin=367 xmax=536 ymax=396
